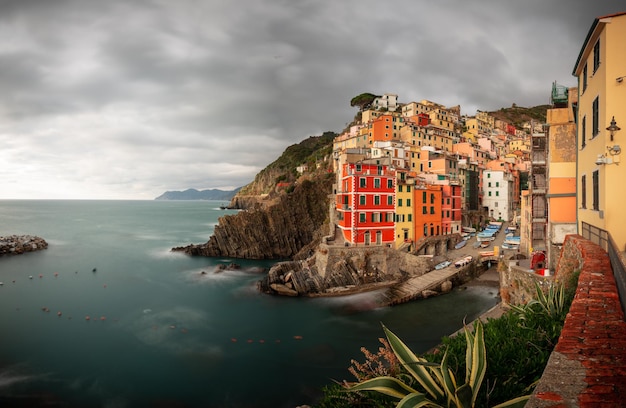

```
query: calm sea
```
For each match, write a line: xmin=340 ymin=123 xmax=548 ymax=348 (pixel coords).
xmin=0 ymin=200 xmax=498 ymax=407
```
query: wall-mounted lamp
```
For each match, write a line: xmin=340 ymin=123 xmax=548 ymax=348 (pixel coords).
xmin=608 ymin=144 xmax=622 ymax=156
xmin=617 ymin=76 xmax=625 ymax=83
xmin=606 ymin=116 xmax=621 ymax=142
xmin=596 ymin=154 xmax=614 ymax=165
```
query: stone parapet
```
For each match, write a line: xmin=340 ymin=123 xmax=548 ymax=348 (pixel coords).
xmin=526 ymin=234 xmax=626 ymax=407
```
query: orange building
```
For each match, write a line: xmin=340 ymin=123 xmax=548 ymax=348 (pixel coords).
xmin=414 ymin=185 xmax=443 ymax=239
xmin=369 ymin=114 xmax=403 ymax=144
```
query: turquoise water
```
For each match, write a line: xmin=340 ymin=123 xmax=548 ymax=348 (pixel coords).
xmin=0 ymin=200 xmax=498 ymax=407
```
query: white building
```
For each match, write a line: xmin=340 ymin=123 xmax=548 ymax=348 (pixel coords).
xmin=373 ymin=93 xmax=398 ymax=112
xmin=482 ymin=169 xmax=514 ymax=221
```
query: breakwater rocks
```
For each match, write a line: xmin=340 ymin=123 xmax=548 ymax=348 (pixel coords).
xmin=0 ymin=235 xmax=48 ymax=256
xmin=172 ymin=177 xmax=333 ymax=260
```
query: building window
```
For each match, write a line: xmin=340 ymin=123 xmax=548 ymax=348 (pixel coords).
xmin=496 ymin=182 xmax=499 ymax=187
xmin=496 ymin=191 xmax=499 ymax=197
xmin=398 ymin=199 xmax=403 ymax=207
xmin=489 ymin=191 xmax=492 ymax=197
xmin=592 ymin=97 xmax=599 ymax=137
xmin=430 ymin=194 xmax=435 ymax=204
xmin=408 ymin=214 xmax=412 ymax=222
xmin=430 ymin=207 xmax=435 ymax=214
xmin=374 ymin=178 xmax=381 ymax=188
xmin=593 ymin=39 xmax=600 ymax=72
xmin=387 ymin=195 xmax=393 ymax=205
xmin=398 ymin=185 xmax=403 ymax=193
xmin=359 ymin=195 xmax=366 ymax=205
xmin=581 ymin=174 xmax=586 ymax=209
xmin=387 ymin=179 xmax=393 ymax=189
xmin=359 ymin=213 xmax=366 ymax=222
xmin=583 ymin=63 xmax=588 ymax=92
xmin=422 ymin=206 xmax=427 ymax=214
xmin=582 ymin=116 xmax=586 ymax=148
xmin=374 ymin=195 xmax=380 ymax=205
xmin=407 ymin=186 xmax=411 ymax=192
xmin=592 ymin=170 xmax=599 ymax=211
xmin=488 ymin=182 xmax=491 ymax=187
xmin=360 ymin=178 xmax=366 ymax=188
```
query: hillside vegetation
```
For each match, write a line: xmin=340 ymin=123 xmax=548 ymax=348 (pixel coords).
xmin=238 ymin=131 xmax=336 ymax=196
xmin=488 ymin=104 xmax=549 ymax=129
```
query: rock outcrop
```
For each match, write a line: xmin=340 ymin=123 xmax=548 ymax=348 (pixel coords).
xmin=0 ymin=235 xmax=48 ymax=256
xmin=172 ymin=176 xmax=333 ymax=259
xmin=257 ymin=243 xmax=433 ymax=297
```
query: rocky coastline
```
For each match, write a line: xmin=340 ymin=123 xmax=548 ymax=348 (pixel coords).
xmin=0 ymin=235 xmax=48 ymax=256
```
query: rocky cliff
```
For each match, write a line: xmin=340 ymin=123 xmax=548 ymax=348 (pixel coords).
xmin=173 ymin=174 xmax=334 ymax=259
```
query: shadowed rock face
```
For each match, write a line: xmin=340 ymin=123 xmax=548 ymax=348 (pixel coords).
xmin=172 ymin=177 xmax=333 ymax=260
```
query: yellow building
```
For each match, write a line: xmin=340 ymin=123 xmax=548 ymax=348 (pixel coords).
xmin=395 ymin=173 xmax=415 ymax=250
xmin=573 ymin=12 xmax=626 ymax=251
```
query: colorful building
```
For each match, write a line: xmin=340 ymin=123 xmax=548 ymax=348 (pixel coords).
xmin=573 ymin=11 xmax=626 ymax=252
xmin=414 ymin=185 xmax=443 ymax=238
xmin=545 ymin=83 xmax=578 ymax=267
xmin=335 ymin=161 xmax=396 ymax=246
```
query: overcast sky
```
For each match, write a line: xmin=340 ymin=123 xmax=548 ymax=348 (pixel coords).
xmin=0 ymin=0 xmax=622 ymax=199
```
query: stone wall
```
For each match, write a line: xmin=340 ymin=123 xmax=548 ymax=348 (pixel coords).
xmin=499 ymin=260 xmax=552 ymax=306
xmin=526 ymin=234 xmax=626 ymax=407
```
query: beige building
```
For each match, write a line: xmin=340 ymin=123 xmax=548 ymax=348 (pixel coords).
xmin=573 ymin=12 xmax=626 ymax=252
xmin=544 ymin=84 xmax=578 ymax=268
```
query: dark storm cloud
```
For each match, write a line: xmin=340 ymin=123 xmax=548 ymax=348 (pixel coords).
xmin=0 ymin=0 xmax=622 ymax=199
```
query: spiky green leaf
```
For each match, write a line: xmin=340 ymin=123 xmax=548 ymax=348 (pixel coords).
xmin=397 ymin=392 xmax=442 ymax=408
xmin=345 ymin=376 xmax=417 ymax=399
xmin=455 ymin=383 xmax=473 ymax=408
xmin=468 ymin=320 xmax=486 ymax=405
xmin=383 ymin=324 xmax=444 ymax=400
xmin=440 ymin=349 xmax=460 ymax=407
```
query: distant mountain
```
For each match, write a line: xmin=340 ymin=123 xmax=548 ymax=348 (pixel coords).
xmin=155 ymin=187 xmax=241 ymax=201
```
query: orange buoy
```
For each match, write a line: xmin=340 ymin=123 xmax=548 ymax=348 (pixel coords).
xmin=100 ymin=316 xmax=106 ymax=321
xmin=231 ymin=338 xmax=237 ymax=342
xmin=293 ymin=335 xmax=303 ymax=340
xmin=57 ymin=311 xmax=62 ymax=316
xmin=85 ymin=315 xmax=90 ymax=321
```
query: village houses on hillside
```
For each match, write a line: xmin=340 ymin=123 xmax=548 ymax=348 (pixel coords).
xmin=331 ymin=95 xmax=533 ymax=251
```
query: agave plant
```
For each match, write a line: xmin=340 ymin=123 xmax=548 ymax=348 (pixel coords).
xmin=345 ymin=320 xmax=529 ymax=408
xmin=510 ymin=280 xmax=567 ymax=321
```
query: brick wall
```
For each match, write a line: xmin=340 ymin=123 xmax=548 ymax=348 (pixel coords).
xmin=526 ymin=234 xmax=626 ymax=407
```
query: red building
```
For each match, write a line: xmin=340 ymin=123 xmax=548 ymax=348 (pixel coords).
xmin=336 ymin=161 xmax=396 ymax=245
xmin=441 ymin=183 xmax=462 ymax=234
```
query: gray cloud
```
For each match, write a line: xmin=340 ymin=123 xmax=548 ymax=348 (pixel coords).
xmin=0 ymin=0 xmax=622 ymax=199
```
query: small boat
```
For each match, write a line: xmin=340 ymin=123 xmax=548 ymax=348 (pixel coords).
xmin=455 ymin=240 xmax=467 ymax=249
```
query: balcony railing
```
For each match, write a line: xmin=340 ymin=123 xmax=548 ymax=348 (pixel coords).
xmin=582 ymin=222 xmax=626 ymax=318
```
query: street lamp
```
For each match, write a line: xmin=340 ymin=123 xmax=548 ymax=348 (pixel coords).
xmin=606 ymin=116 xmax=621 ymax=142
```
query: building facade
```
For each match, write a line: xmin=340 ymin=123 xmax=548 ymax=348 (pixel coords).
xmin=573 ymin=12 xmax=626 ymax=252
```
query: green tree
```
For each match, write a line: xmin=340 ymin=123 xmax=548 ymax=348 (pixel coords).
xmin=351 ymin=93 xmax=379 ymax=111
